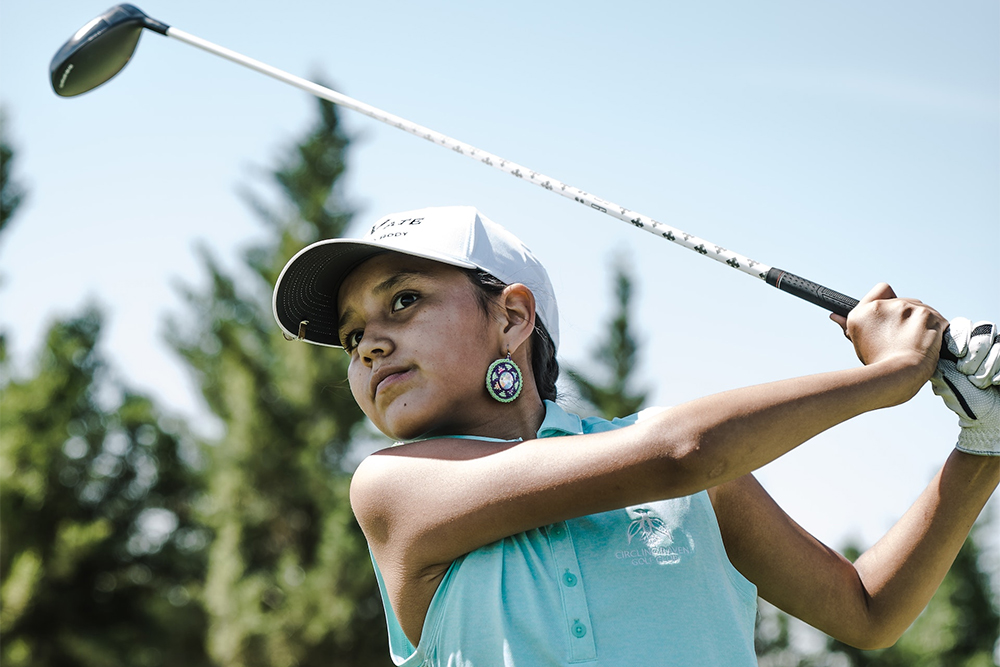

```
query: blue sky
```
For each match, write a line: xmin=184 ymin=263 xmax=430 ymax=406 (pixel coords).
xmin=2 ymin=0 xmax=997 ymax=570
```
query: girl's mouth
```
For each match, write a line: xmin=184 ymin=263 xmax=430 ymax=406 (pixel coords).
xmin=372 ymin=367 xmax=414 ymax=399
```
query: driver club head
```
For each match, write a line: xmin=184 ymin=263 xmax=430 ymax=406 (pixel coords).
xmin=50 ymin=4 xmax=169 ymax=97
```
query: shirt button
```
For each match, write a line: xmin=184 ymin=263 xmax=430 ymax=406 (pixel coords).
xmin=550 ymin=524 xmax=564 ymax=538
xmin=562 ymin=570 xmax=578 ymax=587
xmin=571 ymin=620 xmax=587 ymax=638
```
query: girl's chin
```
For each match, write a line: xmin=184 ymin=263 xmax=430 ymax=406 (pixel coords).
xmin=376 ymin=406 xmax=440 ymax=442
xmin=373 ymin=393 xmax=489 ymax=441
xmin=381 ymin=411 xmax=469 ymax=442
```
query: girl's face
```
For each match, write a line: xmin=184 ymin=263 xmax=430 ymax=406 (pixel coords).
xmin=337 ymin=253 xmax=503 ymax=440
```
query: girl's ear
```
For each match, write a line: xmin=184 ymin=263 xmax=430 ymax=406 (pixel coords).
xmin=499 ymin=283 xmax=537 ymax=352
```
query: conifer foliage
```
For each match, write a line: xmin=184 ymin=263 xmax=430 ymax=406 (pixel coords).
xmin=1 ymin=108 xmax=26 ymax=235
xmin=167 ymin=96 xmax=387 ymax=666
xmin=1 ymin=309 xmax=211 ymax=667
xmin=1 ymin=112 xmax=210 ymax=667
xmin=566 ymin=255 xmax=648 ymax=419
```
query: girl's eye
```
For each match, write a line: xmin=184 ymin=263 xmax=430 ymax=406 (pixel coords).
xmin=342 ymin=330 xmax=363 ymax=352
xmin=392 ymin=293 xmax=418 ymax=312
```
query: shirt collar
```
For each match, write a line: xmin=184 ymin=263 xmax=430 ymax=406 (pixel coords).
xmin=536 ymin=399 xmax=584 ymax=438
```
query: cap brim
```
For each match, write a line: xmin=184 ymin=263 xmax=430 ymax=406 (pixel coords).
xmin=272 ymin=238 xmax=477 ymax=347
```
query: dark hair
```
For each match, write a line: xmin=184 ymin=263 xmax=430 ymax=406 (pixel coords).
xmin=464 ymin=269 xmax=559 ymax=402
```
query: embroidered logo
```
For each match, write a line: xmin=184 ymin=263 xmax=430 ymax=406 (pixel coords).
xmin=626 ymin=508 xmax=669 ymax=544
xmin=616 ymin=503 xmax=695 ymax=566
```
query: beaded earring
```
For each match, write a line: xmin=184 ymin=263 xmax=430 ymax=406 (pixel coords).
xmin=486 ymin=352 xmax=523 ymax=403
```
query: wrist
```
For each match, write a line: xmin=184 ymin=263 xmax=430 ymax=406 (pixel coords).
xmin=947 ymin=449 xmax=1000 ymax=490
xmin=865 ymin=353 xmax=935 ymax=408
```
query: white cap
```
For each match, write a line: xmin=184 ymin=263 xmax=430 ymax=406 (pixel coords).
xmin=272 ymin=206 xmax=559 ymax=349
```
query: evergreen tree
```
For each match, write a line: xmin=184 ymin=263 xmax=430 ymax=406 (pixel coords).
xmin=0 ymin=308 xmax=212 ymax=667
xmin=2 ymin=107 xmax=26 ymax=362
xmin=168 ymin=96 xmax=388 ymax=666
xmin=1 ymin=120 xmax=209 ymax=666
xmin=566 ymin=255 xmax=648 ymax=419
xmin=1 ymin=107 xmax=26 ymax=236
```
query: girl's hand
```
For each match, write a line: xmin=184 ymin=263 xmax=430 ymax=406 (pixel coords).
xmin=942 ymin=318 xmax=1000 ymax=389
xmin=931 ymin=318 xmax=1000 ymax=456
xmin=830 ymin=283 xmax=947 ymax=404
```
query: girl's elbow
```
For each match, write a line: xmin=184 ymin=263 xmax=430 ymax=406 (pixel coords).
xmin=833 ymin=623 xmax=906 ymax=652
xmin=680 ymin=431 xmax=731 ymax=482
xmin=866 ymin=623 xmax=912 ymax=651
xmin=841 ymin=635 xmax=899 ymax=652
xmin=654 ymin=435 xmax=730 ymax=496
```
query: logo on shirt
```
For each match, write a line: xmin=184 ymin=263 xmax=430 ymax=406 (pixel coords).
xmin=626 ymin=508 xmax=669 ymax=544
xmin=615 ymin=503 xmax=694 ymax=567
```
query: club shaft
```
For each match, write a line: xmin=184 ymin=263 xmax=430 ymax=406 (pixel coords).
xmin=166 ymin=27 xmax=859 ymax=317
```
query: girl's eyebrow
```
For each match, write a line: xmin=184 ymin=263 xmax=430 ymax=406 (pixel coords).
xmin=371 ymin=269 xmax=430 ymax=297
xmin=338 ymin=269 xmax=431 ymax=331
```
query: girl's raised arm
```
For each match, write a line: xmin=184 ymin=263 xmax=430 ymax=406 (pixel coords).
xmin=712 ymin=450 xmax=998 ymax=649
xmin=712 ymin=338 xmax=999 ymax=647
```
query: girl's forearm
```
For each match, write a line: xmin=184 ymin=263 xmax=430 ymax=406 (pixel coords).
xmin=655 ymin=355 xmax=927 ymax=489
xmin=851 ymin=450 xmax=999 ymax=647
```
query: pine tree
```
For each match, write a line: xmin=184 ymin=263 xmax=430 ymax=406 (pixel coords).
xmin=1 ymin=119 xmax=210 ymax=666
xmin=168 ymin=96 xmax=389 ymax=666
xmin=1 ymin=107 xmax=26 ymax=236
xmin=565 ymin=254 xmax=648 ymax=419
xmin=0 ymin=308 xmax=212 ymax=667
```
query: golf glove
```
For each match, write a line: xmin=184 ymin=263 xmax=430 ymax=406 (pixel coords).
xmin=930 ymin=318 xmax=1000 ymax=456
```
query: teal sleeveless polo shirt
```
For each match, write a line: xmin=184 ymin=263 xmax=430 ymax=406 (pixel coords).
xmin=370 ymin=401 xmax=759 ymax=666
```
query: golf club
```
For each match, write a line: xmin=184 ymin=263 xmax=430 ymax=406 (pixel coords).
xmin=51 ymin=3 xmax=860 ymax=318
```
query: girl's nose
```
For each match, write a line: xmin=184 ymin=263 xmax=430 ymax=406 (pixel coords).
xmin=358 ymin=327 xmax=393 ymax=363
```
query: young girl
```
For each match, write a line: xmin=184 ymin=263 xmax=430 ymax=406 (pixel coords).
xmin=273 ymin=205 xmax=999 ymax=666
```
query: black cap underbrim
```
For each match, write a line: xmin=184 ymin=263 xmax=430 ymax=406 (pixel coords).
xmin=272 ymin=241 xmax=388 ymax=347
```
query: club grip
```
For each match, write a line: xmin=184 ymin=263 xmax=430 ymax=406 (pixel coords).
xmin=765 ymin=268 xmax=859 ymax=317
xmin=765 ymin=267 xmax=959 ymax=362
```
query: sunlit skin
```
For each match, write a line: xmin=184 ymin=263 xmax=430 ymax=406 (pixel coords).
xmin=337 ymin=253 xmax=545 ymax=442
xmin=346 ymin=279 xmax=998 ymax=648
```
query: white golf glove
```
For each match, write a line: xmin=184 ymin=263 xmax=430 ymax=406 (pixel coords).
xmin=929 ymin=318 xmax=1000 ymax=456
